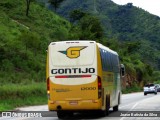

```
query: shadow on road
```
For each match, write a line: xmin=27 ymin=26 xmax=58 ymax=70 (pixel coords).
xmin=57 ymin=110 xmax=117 ymax=120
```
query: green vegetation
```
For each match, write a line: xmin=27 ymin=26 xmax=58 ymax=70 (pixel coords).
xmin=53 ymin=0 xmax=160 ymax=70
xmin=1 ymin=0 xmax=160 ymax=110
xmin=122 ymin=83 xmax=143 ymax=94
xmin=0 ymin=0 xmax=105 ymax=110
xmin=50 ymin=0 xmax=160 ymax=88
xmin=0 ymin=0 xmax=70 ymax=85
xmin=0 ymin=82 xmax=46 ymax=111
xmin=152 ymin=71 xmax=160 ymax=84
xmin=0 ymin=0 xmax=70 ymax=110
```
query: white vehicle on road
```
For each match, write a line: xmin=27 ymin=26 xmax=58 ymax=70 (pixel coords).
xmin=144 ymin=83 xmax=157 ymax=95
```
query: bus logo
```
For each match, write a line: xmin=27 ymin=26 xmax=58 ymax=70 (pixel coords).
xmin=59 ymin=46 xmax=87 ymax=58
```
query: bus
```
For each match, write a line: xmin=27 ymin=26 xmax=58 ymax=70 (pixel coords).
xmin=46 ymin=41 xmax=125 ymax=118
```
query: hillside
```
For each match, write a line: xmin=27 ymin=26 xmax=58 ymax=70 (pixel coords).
xmin=37 ymin=0 xmax=160 ymax=86
xmin=1 ymin=0 xmax=160 ymax=86
xmin=45 ymin=0 xmax=160 ymax=70
xmin=0 ymin=0 xmax=72 ymax=84
xmin=1 ymin=0 xmax=160 ymax=85
xmin=1 ymin=0 xmax=160 ymax=110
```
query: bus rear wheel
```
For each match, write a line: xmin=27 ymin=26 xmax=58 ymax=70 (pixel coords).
xmin=57 ymin=111 xmax=67 ymax=119
xmin=113 ymin=94 xmax=120 ymax=111
xmin=113 ymin=105 xmax=118 ymax=111
xmin=106 ymin=96 xmax=110 ymax=115
xmin=57 ymin=111 xmax=73 ymax=119
xmin=101 ymin=96 xmax=110 ymax=117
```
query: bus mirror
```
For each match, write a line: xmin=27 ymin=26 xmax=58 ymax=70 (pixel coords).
xmin=120 ymin=64 xmax=125 ymax=77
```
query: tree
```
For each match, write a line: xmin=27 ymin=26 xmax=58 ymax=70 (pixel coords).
xmin=69 ymin=9 xmax=87 ymax=23
xmin=69 ymin=10 xmax=104 ymax=40
xmin=49 ymin=0 xmax=65 ymax=12
xmin=26 ymin=0 xmax=35 ymax=16
xmin=78 ymin=15 xmax=104 ymax=39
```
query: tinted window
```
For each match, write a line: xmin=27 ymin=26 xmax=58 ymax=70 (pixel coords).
xmin=145 ymin=84 xmax=154 ymax=87
xmin=100 ymin=48 xmax=119 ymax=72
xmin=51 ymin=42 xmax=95 ymax=66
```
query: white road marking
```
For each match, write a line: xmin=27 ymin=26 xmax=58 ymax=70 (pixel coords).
xmin=119 ymin=102 xmax=139 ymax=120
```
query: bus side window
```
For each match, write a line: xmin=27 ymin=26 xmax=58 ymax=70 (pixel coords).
xmin=114 ymin=55 xmax=119 ymax=73
xmin=112 ymin=54 xmax=116 ymax=72
xmin=108 ymin=52 xmax=112 ymax=71
xmin=104 ymin=50 xmax=107 ymax=71
xmin=111 ymin=53 xmax=114 ymax=72
xmin=100 ymin=49 xmax=105 ymax=71
xmin=106 ymin=51 xmax=110 ymax=71
xmin=102 ymin=49 xmax=105 ymax=70
xmin=116 ymin=56 xmax=120 ymax=72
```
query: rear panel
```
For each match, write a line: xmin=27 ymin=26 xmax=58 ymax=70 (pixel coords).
xmin=50 ymin=76 xmax=98 ymax=101
xmin=48 ymin=41 xmax=98 ymax=102
xmin=49 ymin=41 xmax=96 ymax=67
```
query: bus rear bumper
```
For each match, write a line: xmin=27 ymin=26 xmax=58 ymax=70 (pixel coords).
xmin=48 ymin=99 xmax=102 ymax=111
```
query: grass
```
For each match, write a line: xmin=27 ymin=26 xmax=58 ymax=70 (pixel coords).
xmin=0 ymin=82 xmax=47 ymax=111
xmin=122 ymin=85 xmax=143 ymax=94
xmin=0 ymin=0 xmax=69 ymax=111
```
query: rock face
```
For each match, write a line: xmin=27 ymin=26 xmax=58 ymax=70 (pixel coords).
xmin=121 ymin=73 xmax=137 ymax=89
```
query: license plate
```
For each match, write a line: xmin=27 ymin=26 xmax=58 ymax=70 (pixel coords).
xmin=69 ymin=101 xmax=78 ymax=105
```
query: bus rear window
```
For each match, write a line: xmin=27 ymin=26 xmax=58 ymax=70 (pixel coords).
xmin=49 ymin=42 xmax=96 ymax=67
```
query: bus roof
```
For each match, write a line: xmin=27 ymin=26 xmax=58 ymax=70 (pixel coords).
xmin=97 ymin=43 xmax=118 ymax=55
xmin=49 ymin=40 xmax=96 ymax=46
xmin=49 ymin=40 xmax=118 ymax=55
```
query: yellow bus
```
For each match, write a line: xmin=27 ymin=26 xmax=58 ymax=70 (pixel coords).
xmin=46 ymin=41 xmax=125 ymax=118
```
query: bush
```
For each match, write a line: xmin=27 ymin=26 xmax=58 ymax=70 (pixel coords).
xmin=122 ymin=83 xmax=143 ymax=94
xmin=0 ymin=82 xmax=47 ymax=111
xmin=0 ymin=82 xmax=46 ymax=100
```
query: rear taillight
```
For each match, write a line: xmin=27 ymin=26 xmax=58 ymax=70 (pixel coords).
xmin=47 ymin=78 xmax=50 ymax=99
xmin=98 ymin=76 xmax=102 ymax=99
xmin=47 ymin=78 xmax=50 ymax=91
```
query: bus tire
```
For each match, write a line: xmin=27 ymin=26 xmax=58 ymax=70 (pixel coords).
xmin=106 ymin=96 xmax=110 ymax=115
xmin=57 ymin=111 xmax=66 ymax=119
xmin=101 ymin=110 xmax=106 ymax=117
xmin=68 ymin=111 xmax=73 ymax=117
xmin=113 ymin=105 xmax=118 ymax=111
xmin=113 ymin=94 xmax=120 ymax=111
xmin=101 ymin=95 xmax=110 ymax=117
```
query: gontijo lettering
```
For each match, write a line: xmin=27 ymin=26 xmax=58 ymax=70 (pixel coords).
xmin=51 ymin=68 xmax=95 ymax=74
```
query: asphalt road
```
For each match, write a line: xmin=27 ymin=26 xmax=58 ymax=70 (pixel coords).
xmin=1 ymin=92 xmax=160 ymax=120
